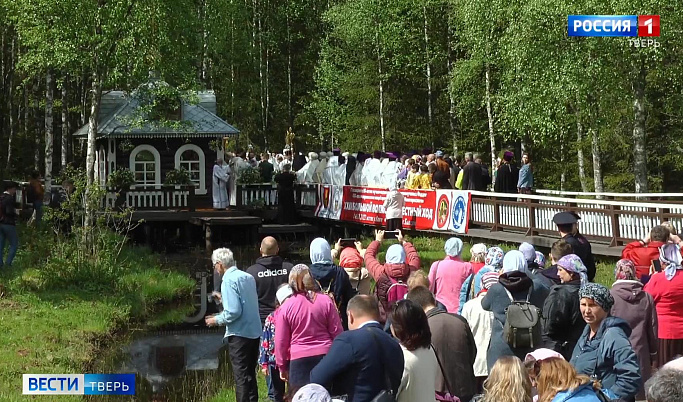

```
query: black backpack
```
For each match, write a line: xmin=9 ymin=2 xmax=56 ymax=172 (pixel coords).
xmin=503 ymin=286 xmax=542 ymax=349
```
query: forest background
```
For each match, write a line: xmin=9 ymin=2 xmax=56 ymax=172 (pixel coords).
xmin=0 ymin=0 xmax=682 ymax=193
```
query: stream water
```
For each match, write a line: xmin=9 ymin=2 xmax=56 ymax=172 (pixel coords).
xmin=87 ymin=237 xmax=316 ymax=402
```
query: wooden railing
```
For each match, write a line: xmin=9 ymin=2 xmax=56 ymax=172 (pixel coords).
xmin=236 ymin=183 xmax=318 ymax=209
xmin=469 ymin=191 xmax=683 ymax=246
xmin=105 ymin=185 xmax=196 ymax=211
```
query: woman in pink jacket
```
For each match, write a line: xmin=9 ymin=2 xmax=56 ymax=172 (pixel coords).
xmin=275 ymin=264 xmax=343 ymax=388
xmin=429 ymin=237 xmax=473 ymax=313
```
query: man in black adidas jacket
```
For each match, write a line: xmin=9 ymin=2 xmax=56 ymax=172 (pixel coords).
xmin=246 ymin=236 xmax=293 ymax=324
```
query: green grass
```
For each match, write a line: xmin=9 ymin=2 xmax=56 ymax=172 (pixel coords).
xmin=0 ymin=224 xmax=196 ymax=401
xmin=207 ymin=373 xmax=269 ymax=402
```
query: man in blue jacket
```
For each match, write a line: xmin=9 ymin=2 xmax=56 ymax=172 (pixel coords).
xmin=205 ymin=248 xmax=262 ymax=402
xmin=311 ymin=295 xmax=404 ymax=402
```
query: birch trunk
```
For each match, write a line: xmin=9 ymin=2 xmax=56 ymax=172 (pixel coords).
xmin=84 ymin=74 xmax=102 ymax=229
xmin=44 ymin=71 xmax=54 ymax=195
xmin=446 ymin=18 xmax=457 ymax=159
xmin=376 ymin=27 xmax=386 ymax=152
xmin=5 ymin=35 xmax=15 ymax=172
xmin=423 ymin=4 xmax=433 ymax=149
xmin=485 ymin=64 xmax=495 ymax=172
xmin=560 ymin=137 xmax=566 ymax=191
xmin=33 ymin=80 xmax=40 ymax=171
xmin=575 ymin=97 xmax=588 ymax=192
xmin=230 ymin=0 xmax=235 ymax=121
xmin=61 ymin=77 xmax=68 ymax=168
xmin=591 ymin=128 xmax=604 ymax=195
xmin=632 ymin=61 xmax=648 ymax=193
xmin=287 ymin=13 xmax=293 ymax=128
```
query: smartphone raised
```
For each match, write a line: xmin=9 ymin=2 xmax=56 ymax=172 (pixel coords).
xmin=384 ymin=230 xmax=399 ymax=240
xmin=340 ymin=238 xmax=357 ymax=248
xmin=652 ymin=259 xmax=662 ymax=272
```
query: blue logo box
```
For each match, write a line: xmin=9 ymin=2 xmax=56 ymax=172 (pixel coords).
xmin=23 ymin=374 xmax=135 ymax=395
xmin=568 ymin=15 xmax=638 ymax=37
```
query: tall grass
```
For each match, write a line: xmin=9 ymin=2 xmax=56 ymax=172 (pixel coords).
xmin=0 ymin=224 xmax=195 ymax=401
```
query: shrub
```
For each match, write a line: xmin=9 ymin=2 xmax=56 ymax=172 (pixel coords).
xmin=165 ymin=167 xmax=193 ymax=186
xmin=237 ymin=166 xmax=263 ymax=184
xmin=107 ymin=168 xmax=135 ymax=190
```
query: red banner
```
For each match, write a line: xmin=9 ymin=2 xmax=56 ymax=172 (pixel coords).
xmin=340 ymin=186 xmax=436 ymax=230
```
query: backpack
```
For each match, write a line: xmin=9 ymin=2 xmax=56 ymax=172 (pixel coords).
xmin=503 ymin=286 xmax=542 ymax=349
xmin=386 ymin=277 xmax=409 ymax=305
xmin=317 ymin=278 xmax=340 ymax=311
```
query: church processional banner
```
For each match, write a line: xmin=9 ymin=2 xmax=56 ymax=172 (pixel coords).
xmin=315 ymin=185 xmax=471 ymax=234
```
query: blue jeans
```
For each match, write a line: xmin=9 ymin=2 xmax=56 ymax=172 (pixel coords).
xmin=33 ymin=201 xmax=44 ymax=224
xmin=0 ymin=224 xmax=18 ymax=266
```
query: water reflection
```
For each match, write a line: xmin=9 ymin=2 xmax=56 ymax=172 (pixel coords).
xmin=122 ymin=330 xmax=226 ymax=393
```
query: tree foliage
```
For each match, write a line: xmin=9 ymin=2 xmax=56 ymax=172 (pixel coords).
xmin=1 ymin=0 xmax=682 ymax=191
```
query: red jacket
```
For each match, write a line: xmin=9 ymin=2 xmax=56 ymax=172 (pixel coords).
xmin=621 ymin=241 xmax=667 ymax=279
xmin=644 ymin=270 xmax=683 ymax=339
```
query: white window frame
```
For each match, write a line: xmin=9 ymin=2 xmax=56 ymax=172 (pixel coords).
xmin=174 ymin=144 xmax=206 ymax=195
xmin=97 ymin=146 xmax=107 ymax=186
xmin=129 ymin=144 xmax=161 ymax=187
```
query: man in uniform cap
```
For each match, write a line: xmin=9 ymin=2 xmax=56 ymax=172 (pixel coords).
xmin=553 ymin=211 xmax=596 ymax=281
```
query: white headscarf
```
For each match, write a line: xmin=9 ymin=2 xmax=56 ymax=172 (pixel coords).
xmin=293 ymin=384 xmax=332 ymax=402
xmin=310 ymin=238 xmax=333 ymax=265
xmin=444 ymin=237 xmax=463 ymax=257
xmin=386 ymin=244 xmax=406 ymax=264
xmin=502 ymin=250 xmax=529 ymax=274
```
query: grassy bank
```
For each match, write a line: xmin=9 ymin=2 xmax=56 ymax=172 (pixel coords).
xmin=0 ymin=224 xmax=195 ymax=402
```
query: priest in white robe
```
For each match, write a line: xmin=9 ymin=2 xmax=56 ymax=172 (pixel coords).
xmin=212 ymin=159 xmax=230 ymax=209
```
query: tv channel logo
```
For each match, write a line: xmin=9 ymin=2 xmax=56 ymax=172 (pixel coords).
xmin=23 ymin=374 xmax=135 ymax=395
xmin=568 ymin=15 xmax=660 ymax=37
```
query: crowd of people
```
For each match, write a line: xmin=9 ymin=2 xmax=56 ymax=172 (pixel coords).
xmin=217 ymin=147 xmax=535 ymax=195
xmin=205 ymin=212 xmax=683 ymax=402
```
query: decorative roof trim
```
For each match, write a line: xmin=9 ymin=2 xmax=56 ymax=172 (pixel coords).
xmin=102 ymin=132 xmax=238 ymax=139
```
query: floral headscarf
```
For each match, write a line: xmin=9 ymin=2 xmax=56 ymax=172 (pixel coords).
xmin=534 ymin=251 xmax=547 ymax=269
xmin=484 ymin=246 xmax=505 ymax=269
xmin=614 ymin=259 xmax=636 ymax=281
xmin=579 ymin=283 xmax=614 ymax=311
xmin=557 ymin=254 xmax=588 ymax=286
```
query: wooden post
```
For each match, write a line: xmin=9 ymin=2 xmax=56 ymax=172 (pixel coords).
xmin=188 ymin=185 xmax=196 ymax=212
xmin=526 ymin=198 xmax=536 ymax=237
xmin=236 ymin=185 xmax=243 ymax=208
xmin=205 ymin=223 xmax=213 ymax=252
xmin=609 ymin=204 xmax=621 ymax=247
xmin=491 ymin=197 xmax=500 ymax=232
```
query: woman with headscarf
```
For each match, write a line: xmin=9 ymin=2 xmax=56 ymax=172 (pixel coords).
xmin=383 ymin=182 xmax=405 ymax=231
xmin=275 ymin=265 xmax=343 ymax=389
xmin=291 ymin=383 xmax=345 ymax=402
xmin=462 ymin=272 xmax=501 ymax=386
xmin=429 ymin=237 xmax=474 ymax=314
xmin=494 ymin=151 xmax=519 ymax=194
xmin=459 ymin=246 xmax=504 ymax=314
xmin=610 ymin=259 xmax=657 ymax=400
xmin=471 ymin=243 xmax=488 ymax=274
xmin=364 ymin=230 xmax=421 ymax=322
xmin=535 ymin=252 xmax=547 ymax=271
xmin=308 ymin=238 xmax=356 ymax=329
xmin=331 ymin=239 xmax=371 ymax=295
xmin=541 ymin=254 xmax=588 ymax=360
xmin=644 ymin=243 xmax=683 ymax=368
xmin=482 ymin=250 xmax=548 ymax=370
xmin=570 ymin=283 xmax=641 ymax=401
xmin=519 ymin=242 xmax=539 ymax=271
